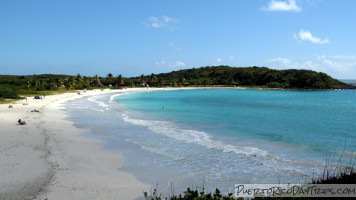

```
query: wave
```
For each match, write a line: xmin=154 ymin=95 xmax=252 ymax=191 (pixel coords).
xmin=109 ymin=90 xmax=147 ymax=103
xmin=120 ymin=111 xmax=329 ymax=178
xmin=129 ymin=139 xmax=186 ymax=161
xmin=121 ymin=112 xmax=323 ymax=174
xmin=109 ymin=93 xmax=126 ymax=103
xmin=88 ymin=95 xmax=111 ymax=110
xmin=67 ymin=106 xmax=105 ymax=112
xmin=122 ymin=113 xmax=266 ymax=157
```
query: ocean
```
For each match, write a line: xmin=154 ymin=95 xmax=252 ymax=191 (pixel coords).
xmin=64 ymin=88 xmax=356 ymax=194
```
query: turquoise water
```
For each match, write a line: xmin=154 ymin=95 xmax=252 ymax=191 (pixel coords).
xmin=65 ymin=89 xmax=356 ymax=194
xmin=118 ymin=89 xmax=356 ymax=160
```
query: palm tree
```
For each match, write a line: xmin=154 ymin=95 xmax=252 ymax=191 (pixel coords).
xmin=55 ymin=78 xmax=63 ymax=88
xmin=178 ymin=77 xmax=185 ymax=87
xmin=157 ymin=76 xmax=163 ymax=87
xmin=75 ymin=74 xmax=83 ymax=84
xmin=44 ymin=78 xmax=56 ymax=90
xmin=92 ymin=75 xmax=101 ymax=87
xmin=116 ymin=74 xmax=124 ymax=87
xmin=140 ymin=74 xmax=146 ymax=84
xmin=106 ymin=73 xmax=114 ymax=85
xmin=149 ymin=73 xmax=156 ymax=84
xmin=227 ymin=78 xmax=235 ymax=86
xmin=201 ymin=78 xmax=208 ymax=86
xmin=28 ymin=80 xmax=37 ymax=89
xmin=64 ymin=78 xmax=74 ymax=90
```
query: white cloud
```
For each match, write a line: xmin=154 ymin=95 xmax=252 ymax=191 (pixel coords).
xmin=331 ymin=55 xmax=356 ymax=60
xmin=266 ymin=55 xmax=356 ymax=79
xmin=266 ymin=57 xmax=292 ymax=66
xmin=216 ymin=58 xmax=222 ymax=63
xmin=263 ymin=0 xmax=302 ymax=12
xmin=156 ymin=60 xmax=167 ymax=65
xmin=175 ymin=61 xmax=186 ymax=67
xmin=229 ymin=56 xmax=235 ymax=60
xmin=156 ymin=60 xmax=186 ymax=68
xmin=266 ymin=56 xmax=322 ymax=71
xmin=295 ymin=30 xmax=330 ymax=44
xmin=144 ymin=15 xmax=178 ymax=29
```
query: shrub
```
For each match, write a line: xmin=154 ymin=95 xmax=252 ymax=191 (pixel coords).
xmin=144 ymin=187 xmax=237 ymax=200
xmin=0 ymin=85 xmax=21 ymax=99
xmin=267 ymin=82 xmax=282 ymax=88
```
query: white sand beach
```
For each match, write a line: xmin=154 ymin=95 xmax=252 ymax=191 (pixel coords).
xmin=0 ymin=89 xmax=155 ymax=200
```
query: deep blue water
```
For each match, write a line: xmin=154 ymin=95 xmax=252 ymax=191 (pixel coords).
xmin=65 ymin=89 xmax=356 ymax=194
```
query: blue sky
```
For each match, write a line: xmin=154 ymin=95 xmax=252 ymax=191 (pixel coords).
xmin=1 ymin=0 xmax=356 ymax=79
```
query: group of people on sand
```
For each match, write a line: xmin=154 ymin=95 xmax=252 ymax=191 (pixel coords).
xmin=10 ymin=95 xmax=45 ymax=125
xmin=17 ymin=109 xmax=39 ymax=125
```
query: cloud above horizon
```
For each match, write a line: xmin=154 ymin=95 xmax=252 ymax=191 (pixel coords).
xmin=294 ymin=30 xmax=330 ymax=44
xmin=266 ymin=55 xmax=356 ymax=79
xmin=144 ymin=15 xmax=178 ymax=29
xmin=263 ymin=0 xmax=302 ymax=12
xmin=156 ymin=60 xmax=187 ymax=68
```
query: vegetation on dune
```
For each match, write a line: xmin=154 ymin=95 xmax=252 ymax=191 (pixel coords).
xmin=144 ymin=188 xmax=237 ymax=200
xmin=0 ymin=66 xmax=355 ymax=99
xmin=144 ymin=171 xmax=356 ymax=200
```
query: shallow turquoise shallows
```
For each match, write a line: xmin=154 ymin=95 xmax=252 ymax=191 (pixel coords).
xmin=118 ymin=89 xmax=356 ymax=157
xmin=66 ymin=89 xmax=356 ymax=194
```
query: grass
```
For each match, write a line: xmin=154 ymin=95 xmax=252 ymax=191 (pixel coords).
xmin=17 ymin=88 xmax=76 ymax=97
xmin=0 ymin=97 xmax=22 ymax=104
xmin=0 ymin=89 xmax=77 ymax=104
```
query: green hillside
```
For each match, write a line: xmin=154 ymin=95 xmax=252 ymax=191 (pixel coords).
xmin=155 ymin=66 xmax=354 ymax=89
xmin=1 ymin=66 xmax=355 ymax=100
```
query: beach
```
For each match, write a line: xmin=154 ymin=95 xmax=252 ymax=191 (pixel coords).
xmin=1 ymin=87 xmax=355 ymax=199
xmin=0 ymin=89 xmax=151 ymax=200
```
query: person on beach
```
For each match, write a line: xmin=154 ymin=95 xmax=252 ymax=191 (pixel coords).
xmin=18 ymin=119 xmax=26 ymax=125
xmin=23 ymin=98 xmax=28 ymax=105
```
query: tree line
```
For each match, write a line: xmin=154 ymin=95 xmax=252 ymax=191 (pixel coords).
xmin=157 ymin=66 xmax=354 ymax=89
xmin=1 ymin=66 xmax=354 ymax=100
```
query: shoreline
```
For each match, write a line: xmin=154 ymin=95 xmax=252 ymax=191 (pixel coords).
xmin=2 ymin=87 xmax=353 ymax=199
xmin=0 ymin=89 xmax=158 ymax=200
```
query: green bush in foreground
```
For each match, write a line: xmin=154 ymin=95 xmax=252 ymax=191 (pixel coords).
xmin=144 ymin=188 xmax=238 ymax=200
xmin=145 ymin=171 xmax=355 ymax=200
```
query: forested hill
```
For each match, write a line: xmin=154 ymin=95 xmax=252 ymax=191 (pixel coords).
xmin=157 ymin=66 xmax=354 ymax=89
xmin=0 ymin=66 xmax=354 ymax=99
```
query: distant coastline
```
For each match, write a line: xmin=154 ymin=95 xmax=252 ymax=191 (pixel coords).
xmin=340 ymin=79 xmax=356 ymax=86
